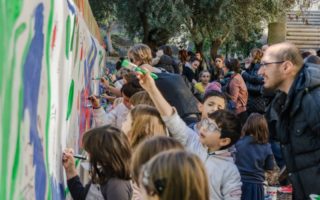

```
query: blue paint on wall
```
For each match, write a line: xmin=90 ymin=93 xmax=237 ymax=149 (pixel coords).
xmin=50 ymin=176 xmax=65 ymax=200
xmin=66 ymin=0 xmax=76 ymax=14
xmin=22 ymin=4 xmax=47 ymax=200
xmin=84 ymin=37 xmax=97 ymax=91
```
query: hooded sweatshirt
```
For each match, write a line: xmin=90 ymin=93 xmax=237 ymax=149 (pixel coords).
xmin=162 ymin=109 xmax=242 ymax=200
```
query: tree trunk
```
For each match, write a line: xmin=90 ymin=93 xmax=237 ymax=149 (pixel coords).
xmin=194 ymin=41 xmax=203 ymax=54
xmin=139 ymin=9 xmax=149 ymax=44
xmin=210 ymin=39 xmax=222 ymax=60
xmin=105 ymin=22 xmax=115 ymax=55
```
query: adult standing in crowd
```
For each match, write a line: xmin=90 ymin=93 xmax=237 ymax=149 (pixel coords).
xmin=159 ymin=45 xmax=180 ymax=74
xmin=128 ymin=44 xmax=200 ymax=125
xmin=258 ymin=42 xmax=320 ymax=199
xmin=242 ymin=48 xmax=265 ymax=114
xmin=222 ymin=58 xmax=248 ymax=124
xmin=210 ymin=55 xmax=225 ymax=82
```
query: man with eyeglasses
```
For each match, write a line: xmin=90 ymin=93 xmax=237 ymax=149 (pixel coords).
xmin=258 ymin=42 xmax=320 ymax=199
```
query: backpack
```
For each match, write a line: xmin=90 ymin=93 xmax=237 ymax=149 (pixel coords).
xmin=222 ymin=74 xmax=237 ymax=113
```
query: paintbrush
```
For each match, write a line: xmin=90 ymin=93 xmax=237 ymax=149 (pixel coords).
xmin=73 ymin=154 xmax=87 ymax=160
xmin=121 ymin=59 xmax=158 ymax=79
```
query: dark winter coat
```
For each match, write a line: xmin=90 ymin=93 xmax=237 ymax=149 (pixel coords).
xmin=268 ymin=64 xmax=320 ymax=199
xmin=242 ymin=63 xmax=265 ymax=114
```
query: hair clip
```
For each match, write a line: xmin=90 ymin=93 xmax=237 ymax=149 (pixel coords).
xmin=154 ymin=179 xmax=166 ymax=195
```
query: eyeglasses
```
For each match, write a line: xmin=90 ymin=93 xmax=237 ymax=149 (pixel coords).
xmin=260 ymin=61 xmax=285 ymax=68
xmin=198 ymin=118 xmax=221 ymax=133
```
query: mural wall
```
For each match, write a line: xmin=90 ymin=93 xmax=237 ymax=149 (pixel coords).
xmin=0 ymin=0 xmax=105 ymax=199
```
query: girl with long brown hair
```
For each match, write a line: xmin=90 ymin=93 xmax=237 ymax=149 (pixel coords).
xmin=140 ymin=150 xmax=210 ymax=200
xmin=235 ymin=113 xmax=274 ymax=200
xmin=63 ymin=125 xmax=132 ymax=200
xmin=131 ymin=136 xmax=184 ymax=200
xmin=121 ymin=104 xmax=168 ymax=149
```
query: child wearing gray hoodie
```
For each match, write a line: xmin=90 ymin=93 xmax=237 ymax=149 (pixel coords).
xmin=138 ymin=68 xmax=242 ymax=200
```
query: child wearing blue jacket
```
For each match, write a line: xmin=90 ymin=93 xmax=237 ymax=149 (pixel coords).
xmin=235 ymin=113 xmax=274 ymax=200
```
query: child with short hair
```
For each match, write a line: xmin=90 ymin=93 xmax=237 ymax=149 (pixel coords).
xmin=189 ymin=90 xmax=227 ymax=133
xmin=62 ymin=125 xmax=132 ymax=200
xmin=140 ymin=150 xmax=210 ymax=200
xmin=235 ymin=113 xmax=274 ymax=200
xmin=137 ymin=70 xmax=242 ymax=200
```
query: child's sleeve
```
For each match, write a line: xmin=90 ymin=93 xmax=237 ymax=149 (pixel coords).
xmin=221 ymin=166 xmax=242 ymax=200
xmin=67 ymin=175 xmax=91 ymax=200
xmin=92 ymin=106 xmax=117 ymax=127
xmin=264 ymin=145 xmax=275 ymax=170
xmin=162 ymin=108 xmax=198 ymax=147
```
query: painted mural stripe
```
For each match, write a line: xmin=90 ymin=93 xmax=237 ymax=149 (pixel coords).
xmin=66 ymin=80 xmax=75 ymax=120
xmin=66 ymin=0 xmax=76 ymax=14
xmin=1 ymin=20 xmax=26 ymax=200
xmin=51 ymin=24 xmax=57 ymax=49
xmin=0 ymin=4 xmax=23 ymax=198
xmin=0 ymin=0 xmax=23 ymax=89
xmin=45 ymin=0 xmax=54 ymax=199
xmin=9 ymin=22 xmax=27 ymax=200
xmin=22 ymin=4 xmax=47 ymax=200
xmin=65 ymin=15 xmax=71 ymax=59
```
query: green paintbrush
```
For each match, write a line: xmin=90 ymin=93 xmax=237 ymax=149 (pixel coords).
xmin=121 ymin=59 xmax=158 ymax=79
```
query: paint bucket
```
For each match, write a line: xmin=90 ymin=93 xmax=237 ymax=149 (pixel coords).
xmin=277 ymin=185 xmax=292 ymax=200
xmin=266 ymin=186 xmax=278 ymax=200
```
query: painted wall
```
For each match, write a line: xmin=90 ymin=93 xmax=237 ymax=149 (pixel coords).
xmin=0 ymin=0 xmax=105 ymax=199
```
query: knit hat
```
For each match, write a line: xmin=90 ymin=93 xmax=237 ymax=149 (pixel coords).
xmin=205 ymin=81 xmax=222 ymax=94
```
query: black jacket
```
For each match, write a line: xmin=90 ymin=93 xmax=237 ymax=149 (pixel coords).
xmin=270 ymin=64 xmax=320 ymax=199
xmin=242 ymin=63 xmax=265 ymax=113
xmin=155 ymin=72 xmax=200 ymax=124
xmin=67 ymin=176 xmax=132 ymax=200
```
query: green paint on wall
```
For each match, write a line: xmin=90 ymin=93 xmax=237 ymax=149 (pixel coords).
xmin=45 ymin=0 xmax=54 ymax=199
xmin=98 ymin=51 xmax=103 ymax=67
xmin=66 ymin=80 xmax=74 ymax=120
xmin=1 ymin=19 xmax=25 ymax=199
xmin=0 ymin=0 xmax=23 ymax=88
xmin=65 ymin=15 xmax=71 ymax=59
xmin=9 ymin=22 xmax=27 ymax=200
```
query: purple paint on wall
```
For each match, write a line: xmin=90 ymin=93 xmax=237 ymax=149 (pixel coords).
xmin=22 ymin=4 xmax=47 ymax=200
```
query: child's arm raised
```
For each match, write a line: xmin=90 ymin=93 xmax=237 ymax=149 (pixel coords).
xmin=137 ymin=66 xmax=199 ymax=147
xmin=137 ymin=66 xmax=172 ymax=117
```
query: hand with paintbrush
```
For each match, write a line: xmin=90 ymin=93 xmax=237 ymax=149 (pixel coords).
xmin=121 ymin=59 xmax=158 ymax=79
xmin=62 ymin=148 xmax=78 ymax=180
xmin=87 ymin=95 xmax=102 ymax=109
xmin=100 ymin=77 xmax=122 ymax=97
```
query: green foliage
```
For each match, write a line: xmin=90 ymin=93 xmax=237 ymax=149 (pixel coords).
xmin=88 ymin=0 xmax=118 ymax=25
xmin=89 ymin=0 xmax=296 ymax=55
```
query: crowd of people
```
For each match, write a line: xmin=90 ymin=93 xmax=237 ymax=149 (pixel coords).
xmin=62 ymin=42 xmax=320 ymax=200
